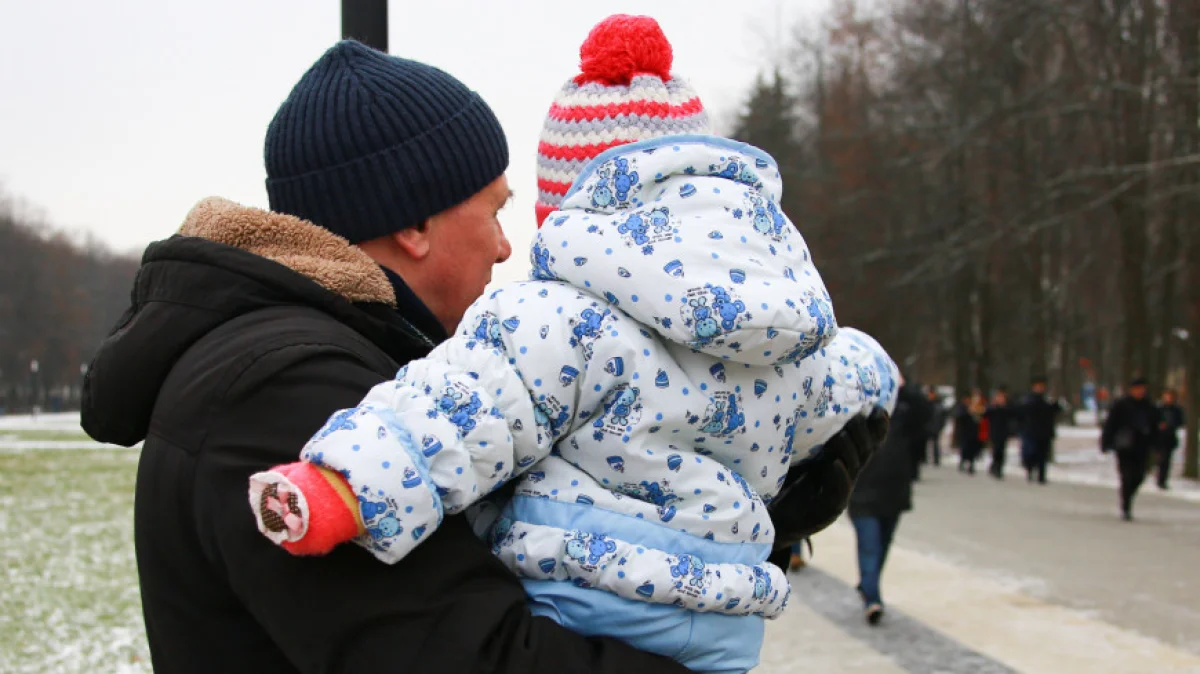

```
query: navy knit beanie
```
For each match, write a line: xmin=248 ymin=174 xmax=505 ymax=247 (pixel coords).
xmin=265 ymin=40 xmax=509 ymax=243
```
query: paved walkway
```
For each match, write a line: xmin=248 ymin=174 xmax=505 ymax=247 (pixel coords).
xmin=758 ymin=465 xmax=1200 ymax=673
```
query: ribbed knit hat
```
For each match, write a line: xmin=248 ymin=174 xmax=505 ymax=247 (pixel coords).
xmin=535 ymin=15 xmax=711 ymax=227
xmin=265 ymin=40 xmax=509 ymax=244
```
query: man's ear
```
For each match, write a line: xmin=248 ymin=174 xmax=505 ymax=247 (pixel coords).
xmin=391 ymin=221 xmax=433 ymax=260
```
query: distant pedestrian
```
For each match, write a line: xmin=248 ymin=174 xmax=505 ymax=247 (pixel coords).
xmin=1102 ymin=377 xmax=1157 ymax=521
xmin=985 ymin=388 xmax=1017 ymax=479
xmin=850 ymin=383 xmax=921 ymax=626
xmin=925 ymin=387 xmax=947 ymax=467
xmin=905 ymin=381 xmax=932 ymax=481
xmin=1154 ymin=389 xmax=1185 ymax=490
xmin=955 ymin=389 xmax=987 ymax=475
xmin=1018 ymin=376 xmax=1061 ymax=484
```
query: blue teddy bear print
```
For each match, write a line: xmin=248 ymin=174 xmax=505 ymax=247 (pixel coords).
xmin=709 ymin=286 xmax=747 ymax=333
xmin=534 ymin=399 xmax=572 ymax=435
xmin=745 ymin=194 xmax=788 ymax=242
xmin=589 ymin=157 xmax=640 ymax=210
xmin=566 ymin=531 xmax=617 ymax=567
xmin=472 ymin=313 xmax=505 ymax=351
xmin=669 ymin=554 xmax=707 ymax=589
xmin=752 ymin=566 xmax=773 ymax=600
xmin=681 ymin=285 xmax=751 ymax=348
xmin=356 ymin=492 xmax=403 ymax=544
xmin=433 ymin=385 xmax=485 ymax=434
xmin=616 ymin=206 xmax=673 ymax=254
xmin=699 ymin=393 xmax=746 ymax=437
xmin=593 ymin=386 xmax=642 ymax=441
xmin=569 ymin=307 xmax=609 ymax=358
xmin=708 ymin=156 xmax=763 ymax=190
xmin=776 ymin=292 xmax=835 ymax=364
xmin=531 ymin=241 xmax=556 ymax=281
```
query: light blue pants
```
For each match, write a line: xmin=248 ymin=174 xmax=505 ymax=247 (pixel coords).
xmin=524 ymin=579 xmax=764 ymax=674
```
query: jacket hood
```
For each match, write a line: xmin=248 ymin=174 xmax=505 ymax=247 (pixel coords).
xmin=530 ymin=135 xmax=836 ymax=366
xmin=82 ymin=198 xmax=428 ymax=446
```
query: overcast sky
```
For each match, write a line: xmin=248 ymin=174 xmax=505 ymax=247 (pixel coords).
xmin=0 ymin=0 xmax=827 ymax=284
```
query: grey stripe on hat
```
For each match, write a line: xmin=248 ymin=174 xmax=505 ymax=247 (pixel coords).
xmin=542 ymin=111 xmax=711 ymax=137
xmin=537 ymin=189 xmax=565 ymax=206
xmin=537 ymin=154 xmax=590 ymax=176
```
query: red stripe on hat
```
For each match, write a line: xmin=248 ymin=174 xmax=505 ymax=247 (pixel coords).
xmin=538 ymin=139 xmax=627 ymax=162
xmin=548 ymin=97 xmax=704 ymax=123
xmin=535 ymin=203 xmax=556 ymax=228
xmin=537 ymin=177 xmax=572 ymax=196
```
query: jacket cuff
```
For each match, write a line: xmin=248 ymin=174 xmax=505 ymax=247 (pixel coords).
xmin=300 ymin=406 xmax=444 ymax=564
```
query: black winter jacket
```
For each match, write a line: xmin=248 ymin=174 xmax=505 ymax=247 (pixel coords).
xmin=1018 ymin=393 xmax=1060 ymax=447
xmin=81 ymin=198 xmax=688 ymax=674
xmin=849 ymin=387 xmax=919 ymax=518
xmin=1102 ymin=395 xmax=1157 ymax=455
xmin=984 ymin=404 xmax=1017 ymax=442
xmin=1157 ymin=403 xmax=1185 ymax=451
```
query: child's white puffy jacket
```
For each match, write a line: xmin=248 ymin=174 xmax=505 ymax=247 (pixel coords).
xmin=294 ymin=135 xmax=899 ymax=620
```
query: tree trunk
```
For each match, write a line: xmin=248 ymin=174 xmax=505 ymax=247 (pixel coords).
xmin=1186 ymin=328 xmax=1199 ymax=479
xmin=954 ymin=263 xmax=975 ymax=396
xmin=1153 ymin=216 xmax=1180 ymax=393
xmin=1171 ymin=0 xmax=1200 ymax=479
xmin=1115 ymin=195 xmax=1151 ymax=383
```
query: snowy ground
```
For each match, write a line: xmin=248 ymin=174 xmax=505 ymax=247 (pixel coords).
xmin=0 ymin=412 xmax=137 ymax=451
xmin=2 ymin=412 xmax=1199 ymax=673
xmin=0 ymin=449 xmax=150 ymax=672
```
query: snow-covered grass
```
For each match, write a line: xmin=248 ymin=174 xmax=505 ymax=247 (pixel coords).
xmin=0 ymin=413 xmax=138 ymax=452
xmin=0 ymin=447 xmax=151 ymax=673
xmin=0 ymin=412 xmax=88 ymax=431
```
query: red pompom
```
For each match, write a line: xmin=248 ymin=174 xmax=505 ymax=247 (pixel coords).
xmin=577 ymin=14 xmax=673 ymax=86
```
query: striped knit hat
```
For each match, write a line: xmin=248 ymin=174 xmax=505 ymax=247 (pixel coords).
xmin=535 ymin=15 xmax=711 ymax=227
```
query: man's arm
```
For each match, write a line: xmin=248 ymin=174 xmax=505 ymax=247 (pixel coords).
xmin=194 ymin=346 xmax=689 ymax=674
xmin=768 ymin=409 xmax=889 ymax=549
xmin=1100 ymin=400 xmax=1121 ymax=451
xmin=260 ymin=286 xmax=647 ymax=565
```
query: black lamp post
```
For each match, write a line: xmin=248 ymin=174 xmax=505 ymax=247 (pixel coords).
xmin=342 ymin=0 xmax=388 ymax=51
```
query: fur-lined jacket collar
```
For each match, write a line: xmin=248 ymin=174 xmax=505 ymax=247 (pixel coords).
xmin=179 ymin=197 xmax=395 ymax=306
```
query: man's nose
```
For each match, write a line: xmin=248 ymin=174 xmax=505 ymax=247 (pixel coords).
xmin=496 ymin=229 xmax=512 ymax=263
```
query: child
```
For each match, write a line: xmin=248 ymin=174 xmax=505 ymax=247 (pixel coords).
xmin=249 ymin=15 xmax=898 ymax=674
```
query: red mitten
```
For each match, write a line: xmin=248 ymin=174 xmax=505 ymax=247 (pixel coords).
xmin=249 ymin=462 xmax=365 ymax=556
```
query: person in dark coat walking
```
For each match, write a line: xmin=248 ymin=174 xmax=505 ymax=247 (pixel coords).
xmin=904 ymin=381 xmax=932 ymax=481
xmin=925 ymin=387 xmax=947 ymax=467
xmin=1019 ymin=376 xmax=1061 ymax=484
xmin=849 ymin=383 xmax=921 ymax=625
xmin=985 ymin=388 xmax=1018 ymax=479
xmin=1102 ymin=378 xmax=1157 ymax=520
xmin=955 ymin=389 xmax=987 ymax=474
xmin=1155 ymin=389 xmax=1186 ymax=490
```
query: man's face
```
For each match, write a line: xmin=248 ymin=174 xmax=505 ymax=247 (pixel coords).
xmin=1163 ymin=391 xmax=1177 ymax=405
xmin=1131 ymin=384 xmax=1148 ymax=400
xmin=994 ymin=392 xmax=1008 ymax=405
xmin=1032 ymin=382 xmax=1047 ymax=395
xmin=423 ymin=176 xmax=513 ymax=332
